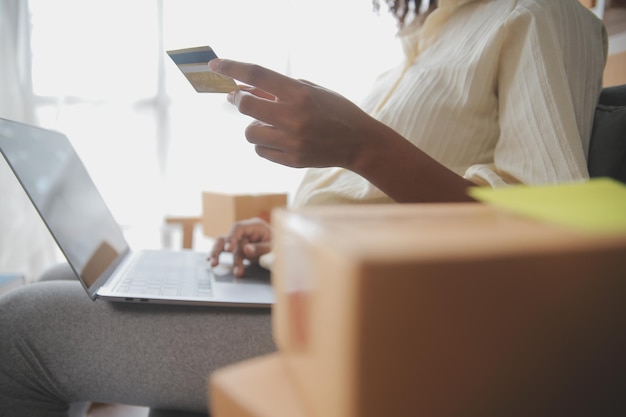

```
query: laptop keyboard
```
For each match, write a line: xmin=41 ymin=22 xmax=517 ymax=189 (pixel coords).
xmin=115 ymin=250 xmax=212 ymax=298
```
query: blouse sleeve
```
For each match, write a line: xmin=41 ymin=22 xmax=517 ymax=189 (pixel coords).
xmin=464 ymin=1 xmax=607 ymax=187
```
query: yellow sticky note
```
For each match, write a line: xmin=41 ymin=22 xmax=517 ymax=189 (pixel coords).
xmin=468 ymin=178 xmax=626 ymax=234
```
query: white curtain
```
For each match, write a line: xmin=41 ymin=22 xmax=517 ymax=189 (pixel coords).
xmin=0 ymin=0 xmax=58 ymax=282
xmin=0 ymin=0 xmax=400 ymax=281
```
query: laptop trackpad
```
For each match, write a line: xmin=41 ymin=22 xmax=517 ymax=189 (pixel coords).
xmin=212 ymin=263 xmax=273 ymax=304
xmin=212 ymin=263 xmax=270 ymax=284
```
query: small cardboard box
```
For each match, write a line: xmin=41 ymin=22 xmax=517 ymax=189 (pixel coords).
xmin=210 ymin=354 xmax=307 ymax=417
xmin=271 ymin=203 xmax=626 ymax=417
xmin=604 ymin=49 xmax=626 ymax=87
xmin=201 ymin=192 xmax=287 ymax=237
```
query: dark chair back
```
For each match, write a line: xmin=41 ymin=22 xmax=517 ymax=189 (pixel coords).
xmin=587 ymin=84 xmax=626 ymax=183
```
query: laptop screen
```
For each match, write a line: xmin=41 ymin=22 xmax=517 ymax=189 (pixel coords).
xmin=0 ymin=119 xmax=129 ymax=292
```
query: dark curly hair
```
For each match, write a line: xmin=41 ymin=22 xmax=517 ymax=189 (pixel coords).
xmin=372 ymin=0 xmax=438 ymax=26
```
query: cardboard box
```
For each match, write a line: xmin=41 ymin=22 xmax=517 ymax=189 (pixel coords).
xmin=201 ymin=192 xmax=287 ymax=237
xmin=604 ymin=49 xmax=626 ymax=87
xmin=271 ymin=203 xmax=626 ymax=417
xmin=210 ymin=354 xmax=307 ymax=417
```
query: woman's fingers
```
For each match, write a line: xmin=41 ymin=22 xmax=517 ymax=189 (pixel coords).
xmin=209 ymin=217 xmax=273 ymax=273
xmin=244 ymin=120 xmax=284 ymax=147
xmin=242 ymin=241 xmax=272 ymax=258
xmin=232 ymin=85 xmax=276 ymax=101
xmin=245 ymin=121 xmax=309 ymax=167
xmin=209 ymin=236 xmax=227 ymax=267
xmin=211 ymin=58 xmax=372 ymax=170
xmin=231 ymin=89 xmax=282 ymax=124
xmin=231 ymin=236 xmax=250 ymax=277
xmin=212 ymin=59 xmax=313 ymax=128
xmin=210 ymin=59 xmax=299 ymax=99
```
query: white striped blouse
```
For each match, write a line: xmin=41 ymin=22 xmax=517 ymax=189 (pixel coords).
xmin=293 ymin=0 xmax=608 ymax=207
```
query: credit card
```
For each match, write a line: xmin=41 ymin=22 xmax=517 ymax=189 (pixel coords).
xmin=167 ymin=46 xmax=237 ymax=93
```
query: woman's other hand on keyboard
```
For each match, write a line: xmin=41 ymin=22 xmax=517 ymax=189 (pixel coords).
xmin=209 ymin=217 xmax=273 ymax=277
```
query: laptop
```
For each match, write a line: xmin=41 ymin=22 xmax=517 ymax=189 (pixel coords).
xmin=0 ymin=118 xmax=274 ymax=307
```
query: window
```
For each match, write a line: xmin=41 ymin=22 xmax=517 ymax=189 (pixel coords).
xmin=26 ymin=0 xmax=400 ymax=247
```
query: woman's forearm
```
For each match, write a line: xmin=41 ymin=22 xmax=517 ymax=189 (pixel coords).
xmin=348 ymin=119 xmax=476 ymax=203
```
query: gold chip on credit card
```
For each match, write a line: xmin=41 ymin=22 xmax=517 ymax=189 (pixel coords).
xmin=167 ymin=46 xmax=237 ymax=93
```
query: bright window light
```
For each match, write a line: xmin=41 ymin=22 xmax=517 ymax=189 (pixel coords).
xmin=27 ymin=0 xmax=400 ymax=247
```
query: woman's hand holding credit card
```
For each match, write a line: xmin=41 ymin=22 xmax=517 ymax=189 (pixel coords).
xmin=166 ymin=46 xmax=237 ymax=93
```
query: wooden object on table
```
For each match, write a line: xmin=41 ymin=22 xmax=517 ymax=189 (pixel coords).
xmin=201 ymin=192 xmax=287 ymax=238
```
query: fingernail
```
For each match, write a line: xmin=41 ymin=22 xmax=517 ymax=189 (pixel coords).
xmin=227 ymin=91 xmax=235 ymax=104
xmin=244 ymin=243 xmax=255 ymax=255
xmin=208 ymin=58 xmax=220 ymax=72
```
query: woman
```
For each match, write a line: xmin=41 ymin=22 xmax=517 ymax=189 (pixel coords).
xmin=0 ymin=0 xmax=607 ymax=416
xmin=209 ymin=0 xmax=607 ymax=275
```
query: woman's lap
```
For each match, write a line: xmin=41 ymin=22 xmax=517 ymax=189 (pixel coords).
xmin=0 ymin=266 xmax=275 ymax=417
